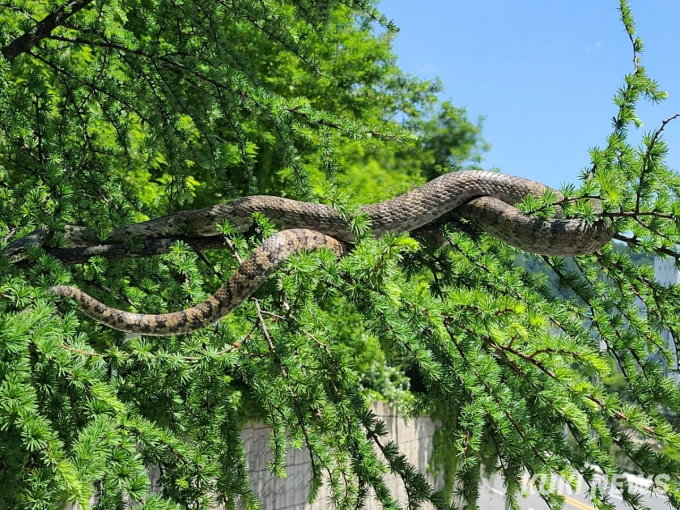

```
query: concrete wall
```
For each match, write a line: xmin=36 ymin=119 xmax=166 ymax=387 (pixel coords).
xmin=238 ymin=402 xmax=438 ymax=510
xmin=654 ymin=256 xmax=679 ymax=380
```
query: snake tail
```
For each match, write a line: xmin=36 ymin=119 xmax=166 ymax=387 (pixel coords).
xmin=51 ymin=229 xmax=345 ymax=336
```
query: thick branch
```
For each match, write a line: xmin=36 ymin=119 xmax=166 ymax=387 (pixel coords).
xmin=1 ymin=0 xmax=95 ymax=61
xmin=16 ymin=235 xmax=230 ymax=268
xmin=12 ymin=221 xmax=464 ymax=267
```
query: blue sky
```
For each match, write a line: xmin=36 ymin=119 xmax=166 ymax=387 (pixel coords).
xmin=379 ymin=0 xmax=680 ymax=189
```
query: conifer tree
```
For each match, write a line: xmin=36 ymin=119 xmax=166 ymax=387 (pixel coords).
xmin=1 ymin=1 xmax=680 ymax=509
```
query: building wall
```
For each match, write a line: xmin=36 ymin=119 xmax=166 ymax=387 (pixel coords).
xmin=655 ymin=257 xmax=680 ymax=286
xmin=654 ymin=257 xmax=679 ymax=380
xmin=235 ymin=402 xmax=438 ymax=510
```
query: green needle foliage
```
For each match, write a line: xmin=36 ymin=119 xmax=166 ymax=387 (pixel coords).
xmin=1 ymin=1 xmax=680 ymax=509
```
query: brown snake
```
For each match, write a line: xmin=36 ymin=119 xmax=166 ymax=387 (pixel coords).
xmin=4 ymin=170 xmax=614 ymax=336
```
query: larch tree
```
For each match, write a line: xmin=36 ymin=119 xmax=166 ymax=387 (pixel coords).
xmin=1 ymin=1 xmax=680 ymax=510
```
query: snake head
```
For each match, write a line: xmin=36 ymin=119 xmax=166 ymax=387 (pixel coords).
xmin=3 ymin=227 xmax=49 ymax=264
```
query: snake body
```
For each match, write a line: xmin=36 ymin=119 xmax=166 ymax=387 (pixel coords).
xmin=5 ymin=170 xmax=614 ymax=336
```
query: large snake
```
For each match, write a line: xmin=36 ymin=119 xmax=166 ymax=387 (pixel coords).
xmin=4 ymin=170 xmax=614 ymax=336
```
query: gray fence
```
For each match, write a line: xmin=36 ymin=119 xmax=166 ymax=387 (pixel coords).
xmin=237 ymin=402 xmax=438 ymax=509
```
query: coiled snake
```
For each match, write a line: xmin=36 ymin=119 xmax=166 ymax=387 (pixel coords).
xmin=4 ymin=170 xmax=613 ymax=336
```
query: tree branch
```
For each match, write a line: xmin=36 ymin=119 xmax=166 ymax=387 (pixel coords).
xmin=1 ymin=0 xmax=95 ymax=61
xmin=9 ymin=218 xmax=467 ymax=267
xmin=15 ymin=235 xmax=231 ymax=268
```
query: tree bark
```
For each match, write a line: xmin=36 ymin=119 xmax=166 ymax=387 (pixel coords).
xmin=15 ymin=235 xmax=230 ymax=268
xmin=1 ymin=0 xmax=95 ymax=61
xmin=12 ymin=220 xmax=468 ymax=267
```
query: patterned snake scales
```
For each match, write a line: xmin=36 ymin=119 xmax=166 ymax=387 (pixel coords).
xmin=5 ymin=170 xmax=613 ymax=336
